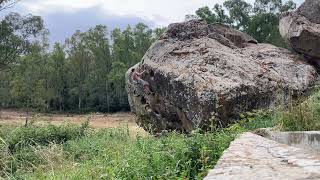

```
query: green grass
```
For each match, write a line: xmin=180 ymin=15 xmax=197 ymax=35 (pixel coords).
xmin=0 ymin=111 xmax=275 ymax=180
xmin=1 ymin=90 xmax=320 ymax=179
xmin=277 ymin=90 xmax=320 ymax=131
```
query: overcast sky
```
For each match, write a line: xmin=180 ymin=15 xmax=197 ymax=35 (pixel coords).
xmin=0 ymin=0 xmax=304 ymax=43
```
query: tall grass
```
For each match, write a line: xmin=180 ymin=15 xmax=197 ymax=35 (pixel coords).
xmin=0 ymin=128 xmax=233 ymax=179
xmin=1 ymin=89 xmax=320 ymax=179
xmin=0 ymin=123 xmax=90 ymax=179
xmin=0 ymin=110 xmax=275 ymax=179
xmin=278 ymin=91 xmax=320 ymax=131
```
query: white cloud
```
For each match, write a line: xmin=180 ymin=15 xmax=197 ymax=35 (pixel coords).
xmin=18 ymin=0 xmax=241 ymax=26
xmin=98 ymin=0 xmax=232 ymax=26
xmin=20 ymin=0 xmax=101 ymax=13
xmin=19 ymin=0 xmax=300 ymax=27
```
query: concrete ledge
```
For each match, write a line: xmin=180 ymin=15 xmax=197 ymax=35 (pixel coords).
xmin=258 ymin=129 xmax=320 ymax=153
xmin=205 ymin=132 xmax=320 ymax=180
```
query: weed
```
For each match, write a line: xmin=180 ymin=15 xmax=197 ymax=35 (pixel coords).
xmin=278 ymin=91 xmax=320 ymax=131
xmin=1 ymin=90 xmax=320 ymax=179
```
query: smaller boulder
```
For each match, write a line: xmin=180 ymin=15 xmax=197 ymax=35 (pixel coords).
xmin=297 ymin=0 xmax=320 ymax=24
xmin=279 ymin=0 xmax=320 ymax=61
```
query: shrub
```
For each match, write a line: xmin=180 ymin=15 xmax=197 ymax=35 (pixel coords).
xmin=0 ymin=122 xmax=90 ymax=178
xmin=41 ymin=129 xmax=236 ymax=180
xmin=7 ymin=122 xmax=89 ymax=153
xmin=275 ymin=90 xmax=320 ymax=131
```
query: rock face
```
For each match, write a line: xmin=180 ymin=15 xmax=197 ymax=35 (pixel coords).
xmin=279 ymin=0 xmax=320 ymax=60
xmin=125 ymin=20 xmax=317 ymax=133
xmin=205 ymin=132 xmax=320 ymax=180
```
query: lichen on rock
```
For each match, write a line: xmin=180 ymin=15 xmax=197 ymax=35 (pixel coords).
xmin=126 ymin=20 xmax=317 ymax=134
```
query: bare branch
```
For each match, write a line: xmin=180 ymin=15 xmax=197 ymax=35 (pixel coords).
xmin=0 ymin=0 xmax=20 ymax=12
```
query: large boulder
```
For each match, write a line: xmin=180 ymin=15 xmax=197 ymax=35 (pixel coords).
xmin=279 ymin=0 xmax=320 ymax=60
xmin=126 ymin=20 xmax=317 ymax=133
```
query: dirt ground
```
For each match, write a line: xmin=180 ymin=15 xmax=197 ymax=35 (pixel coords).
xmin=0 ymin=109 xmax=147 ymax=135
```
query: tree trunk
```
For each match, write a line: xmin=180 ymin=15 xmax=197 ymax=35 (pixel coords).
xmin=78 ymin=96 xmax=81 ymax=110
xmin=46 ymin=101 xmax=49 ymax=112
xmin=59 ymin=99 xmax=62 ymax=112
xmin=0 ymin=105 xmax=2 ymax=119
xmin=106 ymin=79 xmax=110 ymax=113
xmin=25 ymin=102 xmax=29 ymax=127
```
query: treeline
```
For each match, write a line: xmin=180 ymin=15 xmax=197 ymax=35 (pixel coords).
xmin=0 ymin=0 xmax=297 ymax=113
xmin=188 ymin=0 xmax=296 ymax=48
xmin=0 ymin=12 xmax=165 ymax=112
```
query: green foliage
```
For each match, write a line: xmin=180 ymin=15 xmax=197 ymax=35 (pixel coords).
xmin=247 ymin=12 xmax=285 ymax=47
xmin=0 ymin=71 xmax=11 ymax=107
xmin=278 ymin=91 xmax=320 ymax=131
xmin=237 ymin=110 xmax=276 ymax=131
xmin=153 ymin=27 xmax=167 ymax=40
xmin=0 ymin=108 xmax=279 ymax=179
xmin=0 ymin=13 xmax=44 ymax=70
xmin=0 ymin=18 xmax=161 ymax=113
xmin=6 ymin=122 xmax=89 ymax=153
xmin=10 ymin=45 xmax=48 ymax=110
xmin=0 ymin=127 xmax=235 ymax=179
xmin=2 ymin=93 xmax=320 ymax=179
xmin=47 ymin=43 xmax=68 ymax=111
xmin=193 ymin=0 xmax=296 ymax=47
xmin=254 ymin=0 xmax=296 ymax=14
xmin=0 ymin=122 xmax=89 ymax=177
xmin=224 ymin=0 xmax=252 ymax=30
xmin=195 ymin=5 xmax=231 ymax=24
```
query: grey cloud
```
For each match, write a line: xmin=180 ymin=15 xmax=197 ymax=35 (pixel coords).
xmin=43 ymin=7 xmax=155 ymax=43
xmin=0 ymin=0 xmax=304 ymax=43
xmin=0 ymin=5 xmax=155 ymax=43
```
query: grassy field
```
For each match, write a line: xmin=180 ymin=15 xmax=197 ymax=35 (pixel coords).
xmin=0 ymin=110 xmax=276 ymax=179
xmin=0 ymin=110 xmax=146 ymax=136
xmin=1 ymin=90 xmax=320 ymax=179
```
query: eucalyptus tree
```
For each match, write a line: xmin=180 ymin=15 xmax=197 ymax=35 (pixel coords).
xmin=133 ymin=23 xmax=153 ymax=62
xmin=47 ymin=43 xmax=68 ymax=111
xmin=65 ymin=30 xmax=92 ymax=110
xmin=193 ymin=0 xmax=296 ymax=47
xmin=0 ymin=13 xmax=44 ymax=70
xmin=153 ymin=27 xmax=166 ymax=40
xmin=224 ymin=0 xmax=252 ymax=30
xmin=84 ymin=25 xmax=112 ymax=112
xmin=248 ymin=0 xmax=296 ymax=47
xmin=10 ymin=43 xmax=47 ymax=126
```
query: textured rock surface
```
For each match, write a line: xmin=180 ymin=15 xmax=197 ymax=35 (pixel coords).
xmin=205 ymin=132 xmax=320 ymax=180
xmin=279 ymin=0 xmax=320 ymax=60
xmin=126 ymin=20 xmax=317 ymax=133
xmin=297 ymin=0 xmax=320 ymax=24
